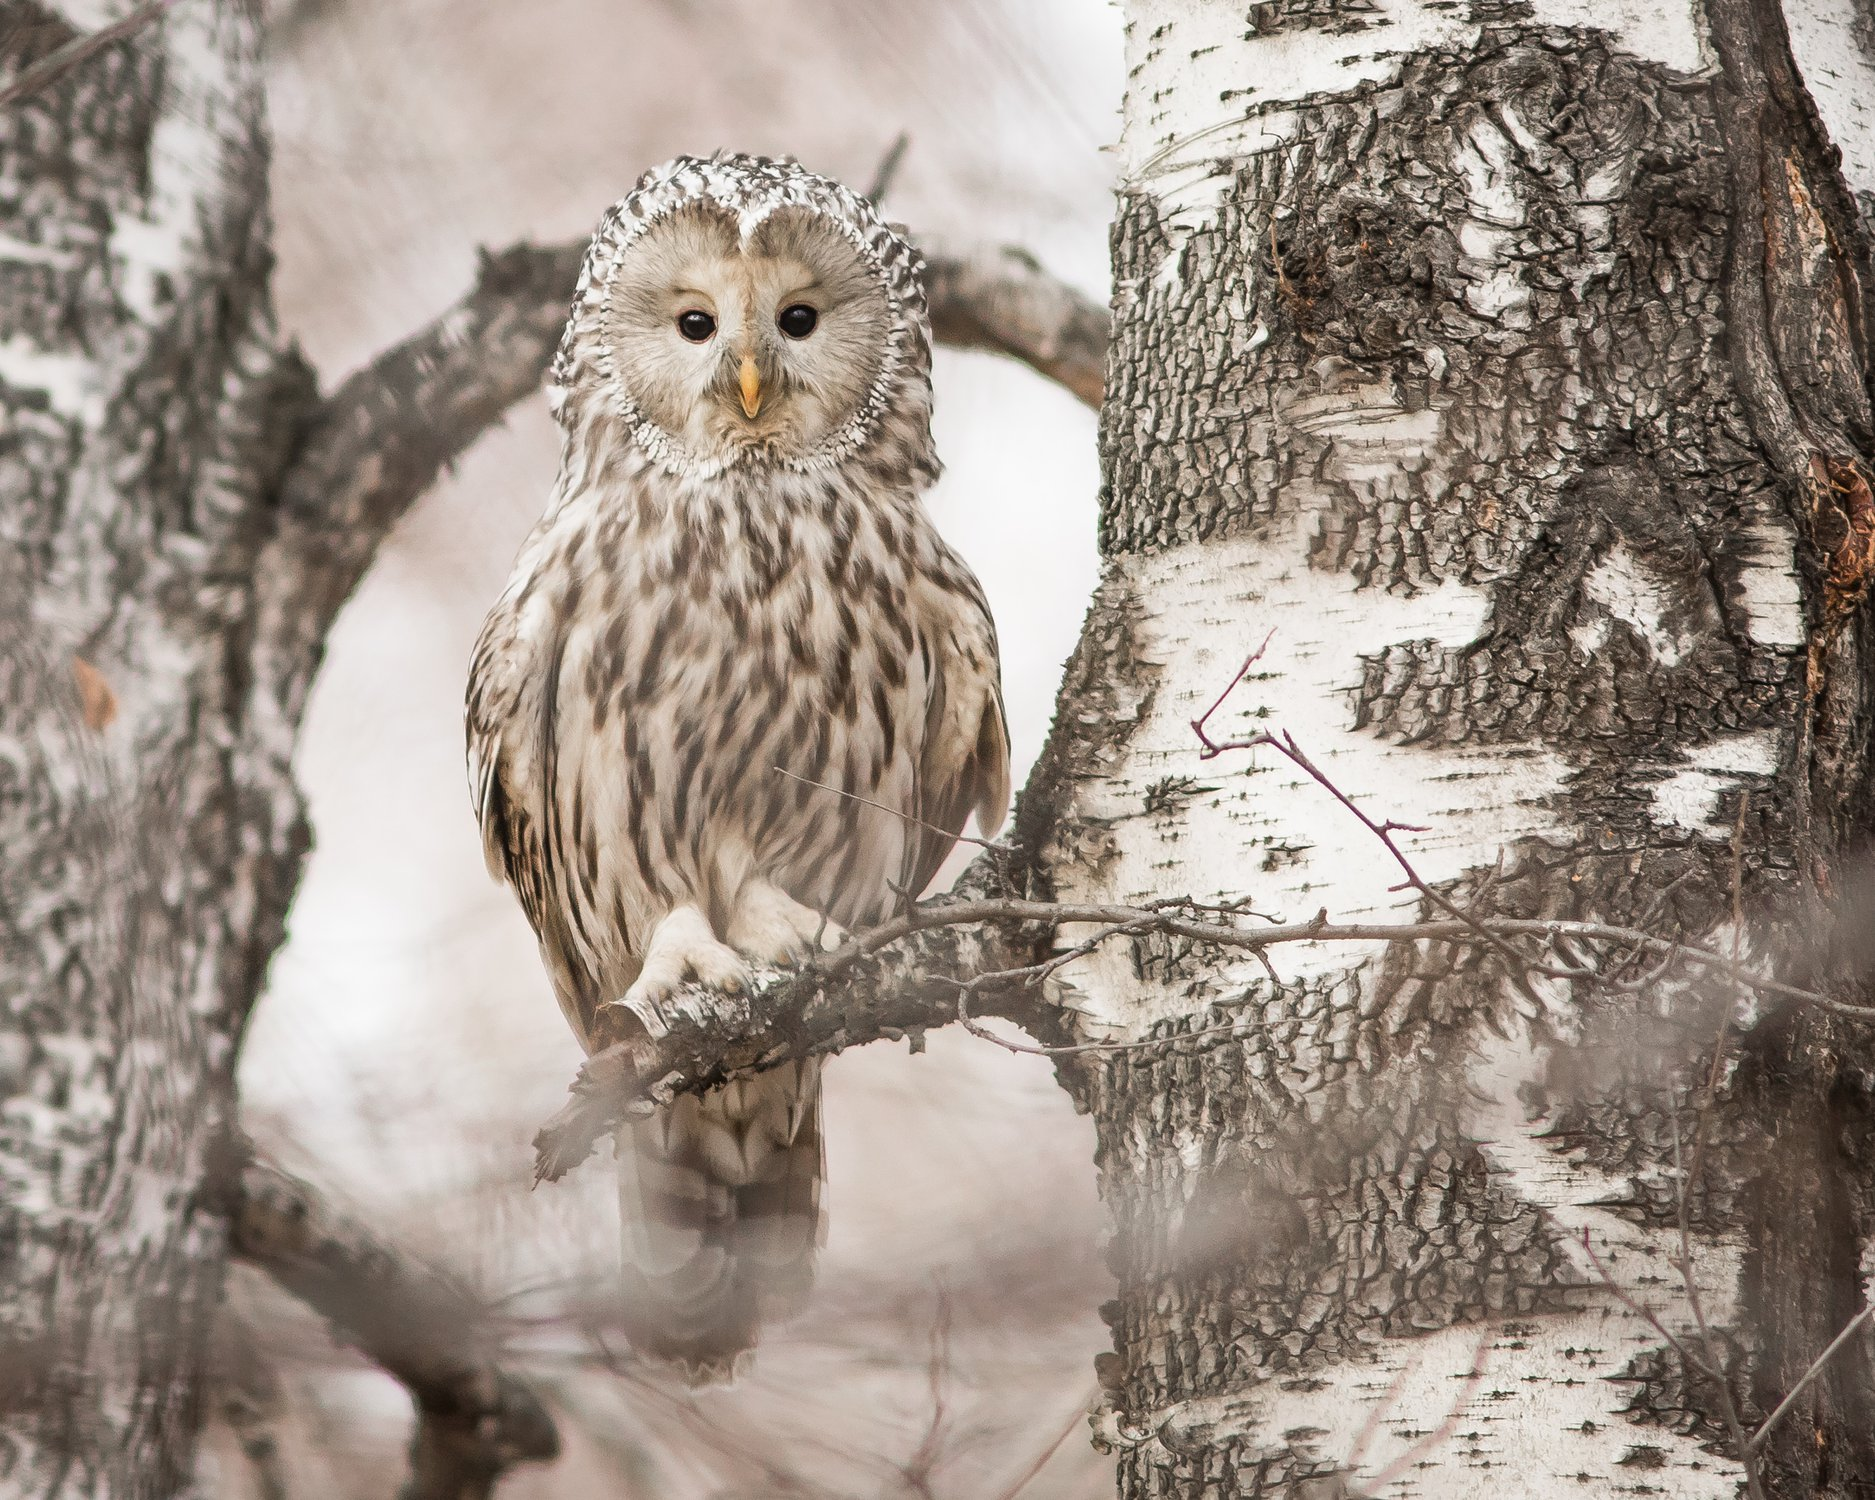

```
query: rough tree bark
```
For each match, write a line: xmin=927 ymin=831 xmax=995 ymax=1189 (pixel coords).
xmin=1043 ymin=0 xmax=1875 ymax=1495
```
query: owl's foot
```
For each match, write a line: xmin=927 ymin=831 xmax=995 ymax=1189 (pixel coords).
xmin=726 ymin=881 xmax=844 ymax=968
xmin=615 ymin=905 xmax=749 ymax=1038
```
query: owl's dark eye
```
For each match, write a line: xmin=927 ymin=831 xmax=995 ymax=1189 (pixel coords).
xmin=777 ymin=303 xmax=818 ymax=339
xmin=677 ymin=309 xmax=716 ymax=343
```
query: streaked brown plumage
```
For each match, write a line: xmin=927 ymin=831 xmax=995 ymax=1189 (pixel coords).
xmin=466 ymin=155 xmax=1008 ymax=1380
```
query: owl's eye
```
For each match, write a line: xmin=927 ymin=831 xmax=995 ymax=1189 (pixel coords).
xmin=676 ymin=310 xmax=717 ymax=343
xmin=777 ymin=303 xmax=818 ymax=339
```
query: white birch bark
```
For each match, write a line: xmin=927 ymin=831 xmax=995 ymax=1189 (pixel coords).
xmin=0 ymin=5 xmax=308 ymax=1491
xmin=1025 ymin=1 xmax=1875 ymax=1495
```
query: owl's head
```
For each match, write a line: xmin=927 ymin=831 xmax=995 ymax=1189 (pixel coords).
xmin=554 ymin=155 xmax=933 ymax=477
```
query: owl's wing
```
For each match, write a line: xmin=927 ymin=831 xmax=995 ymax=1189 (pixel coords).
xmin=909 ymin=571 xmax=1011 ymax=897
xmin=466 ymin=580 xmax=598 ymax=1044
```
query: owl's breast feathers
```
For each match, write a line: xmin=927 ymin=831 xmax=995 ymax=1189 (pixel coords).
xmin=466 ymin=456 xmax=1008 ymax=1046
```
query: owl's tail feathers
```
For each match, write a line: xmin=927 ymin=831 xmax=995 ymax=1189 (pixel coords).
xmin=616 ymin=1058 xmax=825 ymax=1385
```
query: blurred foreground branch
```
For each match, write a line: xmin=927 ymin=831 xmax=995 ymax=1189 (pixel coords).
xmin=0 ymin=2 xmax=178 ymax=109
xmin=231 ymin=1158 xmax=559 ymax=1500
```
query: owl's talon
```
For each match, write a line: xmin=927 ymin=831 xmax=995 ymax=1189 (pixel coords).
xmin=608 ymin=992 xmax=673 ymax=1039
xmin=622 ymin=905 xmax=753 ymax=1033
xmin=726 ymin=880 xmax=837 ymax=969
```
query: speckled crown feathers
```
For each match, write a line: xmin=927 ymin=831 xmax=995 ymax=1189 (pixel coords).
xmin=549 ymin=152 xmax=933 ymax=475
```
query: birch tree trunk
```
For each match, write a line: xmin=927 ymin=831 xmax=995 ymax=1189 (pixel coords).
xmin=0 ymin=6 xmax=301 ymax=1491
xmin=0 ymin=4 xmax=571 ymax=1490
xmin=1038 ymin=0 xmax=1875 ymax=1495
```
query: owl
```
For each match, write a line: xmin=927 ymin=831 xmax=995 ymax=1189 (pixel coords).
xmin=466 ymin=155 xmax=1010 ymax=1380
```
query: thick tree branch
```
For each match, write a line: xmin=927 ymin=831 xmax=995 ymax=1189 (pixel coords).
xmin=922 ymin=244 xmax=1109 ymax=407
xmin=266 ymin=240 xmax=583 ymax=677
xmin=230 ymin=1158 xmax=559 ymax=1500
xmin=262 ymin=236 xmax=1107 ymax=665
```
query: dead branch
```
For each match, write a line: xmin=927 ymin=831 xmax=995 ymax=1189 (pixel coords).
xmin=532 ymin=904 xmax=1049 ymax=1182
xmin=531 ymin=881 xmax=1849 ymax=1181
xmin=991 ymin=1395 xmax=1093 ymax=1500
xmin=867 ymin=131 xmax=912 ymax=205
xmin=230 ymin=1157 xmax=560 ymax=1500
xmin=1667 ymin=799 xmax=1766 ymax=1500
xmin=1750 ymin=1304 xmax=1875 ymax=1453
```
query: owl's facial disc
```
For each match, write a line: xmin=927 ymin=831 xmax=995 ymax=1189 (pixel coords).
xmin=604 ymin=203 xmax=893 ymax=466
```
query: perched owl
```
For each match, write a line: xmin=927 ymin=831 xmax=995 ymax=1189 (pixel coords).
xmin=466 ymin=155 xmax=1010 ymax=1380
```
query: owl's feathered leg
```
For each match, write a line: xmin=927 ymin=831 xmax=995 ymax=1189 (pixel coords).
xmin=725 ymin=879 xmax=845 ymax=966
xmin=616 ymin=904 xmax=747 ymax=1036
xmin=610 ymin=885 xmax=836 ymax=1382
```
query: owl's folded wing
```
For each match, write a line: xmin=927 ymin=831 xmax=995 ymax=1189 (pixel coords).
xmin=909 ymin=582 xmax=1011 ymax=897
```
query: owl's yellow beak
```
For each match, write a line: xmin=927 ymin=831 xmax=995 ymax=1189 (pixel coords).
xmin=738 ymin=356 xmax=763 ymax=419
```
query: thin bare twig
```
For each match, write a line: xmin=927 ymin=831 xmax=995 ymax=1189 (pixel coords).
xmin=990 ymin=1395 xmax=1094 ymax=1500
xmin=867 ymin=131 xmax=912 ymax=205
xmin=1360 ymin=1329 xmax=1492 ymax=1489
xmin=811 ymin=897 xmax=1833 ymax=1013
xmin=1660 ymin=794 xmax=1765 ymax=1499
xmin=899 ymin=1286 xmax=953 ymax=1499
xmin=0 ymin=1 xmax=177 ymax=109
xmin=1570 ymin=1220 xmax=1719 ymax=1383
xmin=1190 ymin=646 xmax=1554 ymax=1002
xmin=1671 ymin=1115 xmax=1765 ymax=1500
xmin=1749 ymin=1304 xmax=1875 ymax=1453
xmin=772 ymin=765 xmax=1005 ymax=855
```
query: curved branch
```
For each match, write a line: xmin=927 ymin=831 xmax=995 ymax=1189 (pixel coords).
xmin=260 ymin=236 xmax=1107 ymax=675
xmin=231 ymin=1157 xmax=560 ymax=1500
xmin=923 ymin=245 xmax=1109 ymax=407
xmin=264 ymin=240 xmax=583 ymax=683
